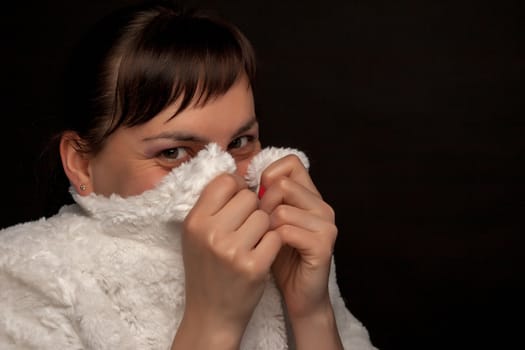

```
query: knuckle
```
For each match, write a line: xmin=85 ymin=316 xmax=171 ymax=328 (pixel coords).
xmin=212 ymin=238 xmax=240 ymax=265
xmin=183 ymin=213 xmax=199 ymax=233
xmin=318 ymin=223 xmax=338 ymax=246
xmin=314 ymin=200 xmax=335 ymax=221
xmin=274 ymin=176 xmax=291 ymax=192
xmin=219 ymin=244 xmax=238 ymax=261
xmin=283 ymin=154 xmax=302 ymax=165
xmin=214 ymin=173 xmax=240 ymax=190
xmin=277 ymin=223 xmax=294 ymax=237
xmin=237 ymin=257 xmax=265 ymax=282
xmin=272 ymin=205 xmax=290 ymax=221
xmin=329 ymin=223 xmax=338 ymax=240
xmin=205 ymin=227 xmax=222 ymax=248
xmin=324 ymin=204 xmax=336 ymax=222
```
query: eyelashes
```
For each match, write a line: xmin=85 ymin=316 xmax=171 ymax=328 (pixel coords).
xmin=158 ymin=147 xmax=190 ymax=161
xmin=228 ymin=135 xmax=255 ymax=149
xmin=152 ymin=133 xmax=258 ymax=169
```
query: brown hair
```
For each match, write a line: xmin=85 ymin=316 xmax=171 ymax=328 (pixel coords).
xmin=61 ymin=0 xmax=256 ymax=155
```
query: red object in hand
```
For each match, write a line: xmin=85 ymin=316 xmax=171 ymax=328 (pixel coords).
xmin=258 ymin=185 xmax=266 ymax=199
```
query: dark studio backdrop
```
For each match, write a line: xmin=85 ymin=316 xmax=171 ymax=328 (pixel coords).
xmin=1 ymin=0 xmax=523 ymax=349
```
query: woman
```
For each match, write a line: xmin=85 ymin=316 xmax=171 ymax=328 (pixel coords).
xmin=0 ymin=1 xmax=377 ymax=349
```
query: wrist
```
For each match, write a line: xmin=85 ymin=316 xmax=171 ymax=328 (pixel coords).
xmin=172 ymin=311 xmax=245 ymax=350
xmin=287 ymin=302 xmax=343 ymax=350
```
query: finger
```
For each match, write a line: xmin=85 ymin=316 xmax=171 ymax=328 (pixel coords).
xmin=214 ymin=188 xmax=259 ymax=230
xmin=194 ymin=173 xmax=248 ymax=215
xmin=232 ymin=209 xmax=271 ymax=250
xmin=250 ymin=230 xmax=283 ymax=272
xmin=259 ymin=177 xmax=317 ymax=212
xmin=268 ymin=204 xmax=333 ymax=233
xmin=260 ymin=155 xmax=320 ymax=196
xmin=259 ymin=178 xmax=334 ymax=222
xmin=274 ymin=224 xmax=336 ymax=264
xmin=269 ymin=204 xmax=338 ymax=260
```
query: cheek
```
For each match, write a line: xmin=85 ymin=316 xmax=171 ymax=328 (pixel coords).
xmin=234 ymin=143 xmax=262 ymax=177
xmin=93 ymin=162 xmax=170 ymax=198
xmin=121 ymin=178 xmax=158 ymax=197
xmin=234 ymin=156 xmax=257 ymax=178
xmin=119 ymin=169 xmax=170 ymax=197
xmin=235 ymin=160 xmax=250 ymax=177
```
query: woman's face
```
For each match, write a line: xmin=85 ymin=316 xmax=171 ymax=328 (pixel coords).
xmin=87 ymin=76 xmax=261 ymax=197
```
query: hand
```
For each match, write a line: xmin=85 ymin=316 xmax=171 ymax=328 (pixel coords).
xmin=259 ymin=154 xmax=337 ymax=317
xmin=173 ymin=173 xmax=282 ymax=349
xmin=258 ymin=155 xmax=343 ymax=349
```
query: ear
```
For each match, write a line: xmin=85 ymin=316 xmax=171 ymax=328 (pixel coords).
xmin=59 ymin=131 xmax=93 ymax=195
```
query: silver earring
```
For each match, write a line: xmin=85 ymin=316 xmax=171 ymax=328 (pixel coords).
xmin=79 ymin=184 xmax=87 ymax=191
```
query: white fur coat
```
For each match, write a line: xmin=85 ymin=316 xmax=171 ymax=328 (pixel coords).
xmin=0 ymin=144 xmax=376 ymax=350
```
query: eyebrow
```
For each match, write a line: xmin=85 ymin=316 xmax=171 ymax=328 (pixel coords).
xmin=141 ymin=116 xmax=258 ymax=143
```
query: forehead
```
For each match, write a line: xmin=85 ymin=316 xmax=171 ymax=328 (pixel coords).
xmin=131 ymin=76 xmax=256 ymax=140
xmin=166 ymin=74 xmax=254 ymax=121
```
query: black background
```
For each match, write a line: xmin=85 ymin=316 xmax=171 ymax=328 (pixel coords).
xmin=1 ymin=1 xmax=523 ymax=349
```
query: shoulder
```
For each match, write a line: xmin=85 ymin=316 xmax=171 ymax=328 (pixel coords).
xmin=0 ymin=204 xmax=87 ymax=249
xmin=0 ymin=204 xmax=97 ymax=281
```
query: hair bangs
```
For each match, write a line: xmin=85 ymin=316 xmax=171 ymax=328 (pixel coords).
xmin=113 ymin=10 xmax=256 ymax=129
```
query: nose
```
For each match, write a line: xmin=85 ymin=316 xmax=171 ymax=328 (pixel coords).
xmin=234 ymin=159 xmax=250 ymax=177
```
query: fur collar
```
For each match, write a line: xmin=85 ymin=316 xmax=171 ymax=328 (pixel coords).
xmin=72 ymin=143 xmax=309 ymax=224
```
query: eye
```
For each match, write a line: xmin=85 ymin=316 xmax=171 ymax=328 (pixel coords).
xmin=158 ymin=147 xmax=189 ymax=162
xmin=228 ymin=135 xmax=253 ymax=150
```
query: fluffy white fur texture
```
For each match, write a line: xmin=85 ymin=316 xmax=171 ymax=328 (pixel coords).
xmin=0 ymin=144 xmax=376 ymax=350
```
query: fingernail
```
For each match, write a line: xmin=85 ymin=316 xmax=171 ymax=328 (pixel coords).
xmin=258 ymin=185 xmax=266 ymax=199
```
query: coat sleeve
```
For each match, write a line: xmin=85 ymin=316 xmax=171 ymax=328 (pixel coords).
xmin=329 ymin=257 xmax=379 ymax=350
xmin=0 ymin=224 xmax=136 ymax=350
xmin=0 ymin=231 xmax=85 ymax=349
xmin=0 ymin=276 xmax=83 ymax=349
